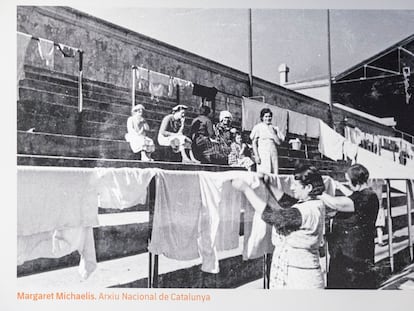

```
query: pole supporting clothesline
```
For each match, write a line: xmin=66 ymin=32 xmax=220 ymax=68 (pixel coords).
xmin=17 ymin=31 xmax=84 ymax=113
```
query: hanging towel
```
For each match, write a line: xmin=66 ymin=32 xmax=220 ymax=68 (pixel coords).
xmin=17 ymin=227 xmax=97 ymax=279
xmin=148 ymin=170 xmax=202 ymax=261
xmin=242 ymin=174 xmax=291 ymax=260
xmin=57 ymin=43 xmax=77 ymax=58
xmin=318 ymin=120 xmax=345 ymax=161
xmin=94 ymin=167 xmax=157 ymax=210
xmin=17 ymin=32 xmax=32 ymax=84
xmin=149 ymin=71 xmax=170 ymax=101
xmin=288 ymin=110 xmax=307 ymax=136
xmin=17 ymin=166 xmax=99 ymax=236
xmin=135 ymin=67 xmax=149 ymax=90
xmin=192 ymin=83 xmax=218 ymax=101
xmin=173 ymin=77 xmax=193 ymax=89
xmin=37 ymin=38 xmax=55 ymax=68
xmin=306 ymin=115 xmax=321 ymax=138
xmin=168 ymin=76 xmax=174 ymax=97
xmin=241 ymin=97 xmax=288 ymax=135
xmin=343 ymin=140 xmax=358 ymax=163
xmin=198 ymin=171 xmax=248 ymax=272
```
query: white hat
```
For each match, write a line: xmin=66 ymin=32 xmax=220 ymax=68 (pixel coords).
xmin=172 ymin=104 xmax=188 ymax=112
xmin=131 ymin=104 xmax=145 ymax=112
xmin=219 ymin=110 xmax=233 ymax=122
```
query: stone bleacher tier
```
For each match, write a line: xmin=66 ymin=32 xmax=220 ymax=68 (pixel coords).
xmin=17 ymin=64 xmax=353 ymax=288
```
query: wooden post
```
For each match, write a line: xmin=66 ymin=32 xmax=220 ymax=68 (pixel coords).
xmin=78 ymin=51 xmax=83 ymax=113
xmin=248 ymin=8 xmax=253 ymax=97
xmin=407 ymin=180 xmax=413 ymax=261
xmin=386 ymin=179 xmax=394 ymax=272
xmin=147 ymin=177 xmax=156 ymax=288
xmin=131 ymin=66 xmax=136 ymax=109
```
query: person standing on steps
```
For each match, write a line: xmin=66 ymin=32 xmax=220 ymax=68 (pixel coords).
xmin=250 ymin=108 xmax=285 ymax=174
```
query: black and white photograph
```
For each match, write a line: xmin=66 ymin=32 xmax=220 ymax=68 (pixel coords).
xmin=4 ymin=0 xmax=414 ymax=310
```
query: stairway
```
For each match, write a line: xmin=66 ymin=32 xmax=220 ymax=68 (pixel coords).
xmin=17 ymin=65 xmax=353 ymax=288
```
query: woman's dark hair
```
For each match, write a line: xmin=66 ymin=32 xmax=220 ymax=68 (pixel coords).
xmin=260 ymin=108 xmax=272 ymax=121
xmin=294 ymin=165 xmax=325 ymax=198
xmin=347 ymin=164 xmax=369 ymax=186
xmin=200 ymin=105 xmax=211 ymax=116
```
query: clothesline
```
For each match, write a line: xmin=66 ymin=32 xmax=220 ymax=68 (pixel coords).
xmin=17 ymin=31 xmax=82 ymax=54
xmin=17 ymin=31 xmax=84 ymax=111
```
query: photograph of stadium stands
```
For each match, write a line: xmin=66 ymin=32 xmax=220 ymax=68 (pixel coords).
xmin=17 ymin=6 xmax=414 ymax=290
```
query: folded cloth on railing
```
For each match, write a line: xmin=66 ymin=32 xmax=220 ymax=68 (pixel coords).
xmin=148 ymin=170 xmax=202 ymax=261
xmin=17 ymin=166 xmax=99 ymax=236
xmin=17 ymin=227 xmax=97 ymax=279
xmin=94 ymin=167 xmax=157 ymax=210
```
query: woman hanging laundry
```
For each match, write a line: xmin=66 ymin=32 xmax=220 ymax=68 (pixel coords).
xmin=232 ymin=165 xmax=326 ymax=289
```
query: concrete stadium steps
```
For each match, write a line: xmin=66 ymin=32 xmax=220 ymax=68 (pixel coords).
xmin=18 ymin=85 xmax=196 ymax=126
xmin=16 ymin=154 xmax=243 ymax=172
xmin=17 ymin=131 xmax=136 ymax=160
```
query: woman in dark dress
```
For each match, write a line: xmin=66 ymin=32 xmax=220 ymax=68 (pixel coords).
xmin=190 ymin=105 xmax=217 ymax=163
xmin=318 ymin=164 xmax=379 ymax=289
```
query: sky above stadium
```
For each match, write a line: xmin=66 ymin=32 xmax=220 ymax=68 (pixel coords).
xmin=66 ymin=6 xmax=414 ymax=84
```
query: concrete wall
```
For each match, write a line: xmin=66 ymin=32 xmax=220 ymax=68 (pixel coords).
xmin=17 ymin=6 xmax=334 ymax=125
xmin=17 ymin=6 xmax=398 ymax=137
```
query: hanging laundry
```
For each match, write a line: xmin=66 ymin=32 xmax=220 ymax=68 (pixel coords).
xmin=192 ymin=83 xmax=218 ymax=101
xmin=148 ymin=170 xmax=203 ymax=261
xmin=381 ymin=149 xmax=396 ymax=162
xmin=241 ymin=97 xmax=288 ymax=135
xmin=198 ymin=171 xmax=251 ymax=272
xmin=168 ymin=76 xmax=174 ymax=97
xmin=94 ymin=167 xmax=157 ymax=210
xmin=37 ymin=38 xmax=55 ymax=68
xmin=17 ymin=166 xmax=99 ymax=236
xmin=17 ymin=32 xmax=32 ymax=84
xmin=354 ymin=127 xmax=364 ymax=145
xmin=306 ymin=115 xmax=321 ymax=138
xmin=135 ymin=67 xmax=149 ymax=90
xmin=149 ymin=71 xmax=171 ymax=101
xmin=173 ymin=77 xmax=193 ymax=89
xmin=344 ymin=126 xmax=352 ymax=141
xmin=57 ymin=43 xmax=77 ymax=58
xmin=17 ymin=227 xmax=97 ymax=279
xmin=343 ymin=140 xmax=358 ymax=163
xmin=402 ymin=67 xmax=412 ymax=105
xmin=318 ymin=120 xmax=345 ymax=161
xmin=288 ymin=110 xmax=307 ymax=136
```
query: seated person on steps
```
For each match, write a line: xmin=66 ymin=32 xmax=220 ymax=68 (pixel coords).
xmin=158 ymin=104 xmax=200 ymax=164
xmin=125 ymin=104 xmax=155 ymax=161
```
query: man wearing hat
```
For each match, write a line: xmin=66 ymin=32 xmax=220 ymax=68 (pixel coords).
xmin=158 ymin=105 xmax=200 ymax=163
